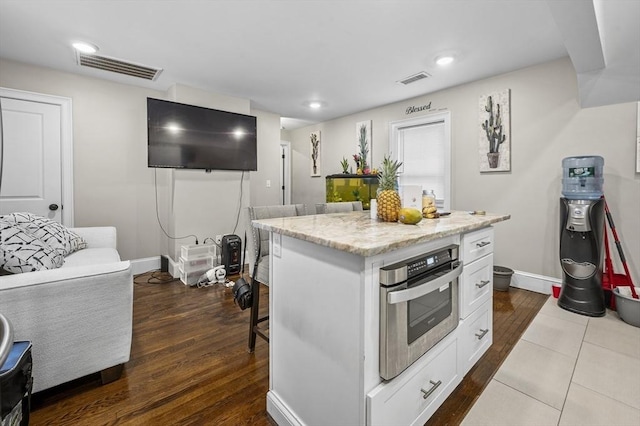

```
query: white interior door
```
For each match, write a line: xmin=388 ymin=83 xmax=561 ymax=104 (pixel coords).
xmin=0 ymin=97 xmax=63 ymax=222
xmin=280 ymin=141 xmax=291 ymax=205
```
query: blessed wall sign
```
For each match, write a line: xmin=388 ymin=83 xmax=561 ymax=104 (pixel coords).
xmin=405 ymin=102 xmax=432 ymax=115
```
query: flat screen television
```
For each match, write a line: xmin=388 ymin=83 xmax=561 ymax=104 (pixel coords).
xmin=147 ymin=98 xmax=257 ymax=171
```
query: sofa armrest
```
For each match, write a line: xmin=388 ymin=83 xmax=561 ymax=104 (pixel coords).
xmin=69 ymin=226 xmax=117 ymax=249
xmin=0 ymin=261 xmax=131 ymax=291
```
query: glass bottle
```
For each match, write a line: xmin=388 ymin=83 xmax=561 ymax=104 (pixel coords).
xmin=422 ymin=190 xmax=436 ymax=209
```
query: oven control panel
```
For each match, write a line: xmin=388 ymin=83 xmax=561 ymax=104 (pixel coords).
xmin=380 ymin=244 xmax=459 ymax=286
xmin=407 ymin=250 xmax=451 ymax=278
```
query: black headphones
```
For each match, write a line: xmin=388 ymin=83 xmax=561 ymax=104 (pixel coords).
xmin=232 ymin=277 xmax=252 ymax=310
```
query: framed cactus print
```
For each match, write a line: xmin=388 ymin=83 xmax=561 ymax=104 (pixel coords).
xmin=479 ymin=89 xmax=511 ymax=172
xmin=310 ymin=130 xmax=321 ymax=177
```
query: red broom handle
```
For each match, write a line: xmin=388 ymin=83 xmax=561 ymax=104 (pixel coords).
xmin=604 ymin=199 xmax=637 ymax=298
xmin=603 ymin=224 xmax=614 ymax=286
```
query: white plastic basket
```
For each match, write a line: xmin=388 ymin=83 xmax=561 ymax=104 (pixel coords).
xmin=181 ymin=244 xmax=215 ymax=260
xmin=178 ymin=255 xmax=214 ymax=274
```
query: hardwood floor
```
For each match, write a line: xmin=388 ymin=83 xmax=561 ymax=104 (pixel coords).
xmin=30 ymin=272 xmax=547 ymax=425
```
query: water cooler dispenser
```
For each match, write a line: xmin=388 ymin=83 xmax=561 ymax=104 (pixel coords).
xmin=558 ymin=156 xmax=606 ymax=317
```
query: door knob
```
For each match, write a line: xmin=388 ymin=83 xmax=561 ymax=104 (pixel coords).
xmin=49 ymin=204 xmax=59 ymax=211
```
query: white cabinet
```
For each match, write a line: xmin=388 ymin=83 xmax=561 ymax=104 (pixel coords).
xmin=459 ymin=227 xmax=495 ymax=375
xmin=367 ymin=334 xmax=460 ymax=426
xmin=459 ymin=253 xmax=494 ymax=319
xmin=462 ymin=227 xmax=494 ymax=264
xmin=459 ymin=299 xmax=493 ymax=373
xmin=367 ymin=227 xmax=496 ymax=426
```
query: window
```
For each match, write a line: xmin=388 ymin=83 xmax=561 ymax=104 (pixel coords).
xmin=390 ymin=111 xmax=451 ymax=210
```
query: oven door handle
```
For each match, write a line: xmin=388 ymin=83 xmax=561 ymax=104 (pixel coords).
xmin=387 ymin=262 xmax=463 ymax=305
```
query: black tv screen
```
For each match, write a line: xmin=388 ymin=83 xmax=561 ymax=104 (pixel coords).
xmin=147 ymin=98 xmax=257 ymax=171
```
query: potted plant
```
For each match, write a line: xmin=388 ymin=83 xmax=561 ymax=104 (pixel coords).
xmin=340 ymin=157 xmax=349 ymax=174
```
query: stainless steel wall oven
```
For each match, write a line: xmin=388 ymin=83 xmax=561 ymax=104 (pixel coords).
xmin=379 ymin=244 xmax=462 ymax=380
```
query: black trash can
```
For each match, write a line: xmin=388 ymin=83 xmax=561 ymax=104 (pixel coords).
xmin=0 ymin=341 xmax=33 ymax=426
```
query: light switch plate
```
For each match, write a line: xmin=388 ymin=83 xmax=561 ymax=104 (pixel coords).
xmin=273 ymin=232 xmax=281 ymax=258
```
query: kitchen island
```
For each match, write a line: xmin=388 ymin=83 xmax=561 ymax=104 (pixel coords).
xmin=253 ymin=210 xmax=510 ymax=426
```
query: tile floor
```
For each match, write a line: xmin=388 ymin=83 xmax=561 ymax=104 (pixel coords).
xmin=462 ymin=297 xmax=640 ymax=426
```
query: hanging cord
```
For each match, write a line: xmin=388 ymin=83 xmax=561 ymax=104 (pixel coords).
xmin=154 ymin=168 xmax=198 ymax=244
xmin=232 ymin=170 xmax=245 ymax=235
xmin=134 ymin=270 xmax=175 ymax=284
xmin=198 ymin=170 xmax=247 ymax=250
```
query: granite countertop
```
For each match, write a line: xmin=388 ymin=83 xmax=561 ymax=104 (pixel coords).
xmin=253 ymin=210 xmax=510 ymax=257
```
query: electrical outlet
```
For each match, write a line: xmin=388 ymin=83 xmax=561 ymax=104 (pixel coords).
xmin=215 ymin=235 xmax=222 ymax=245
xmin=273 ymin=232 xmax=281 ymax=258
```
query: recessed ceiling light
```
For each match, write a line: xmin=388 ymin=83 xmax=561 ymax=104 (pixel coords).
xmin=308 ymin=101 xmax=322 ymax=109
xmin=435 ymin=55 xmax=455 ymax=66
xmin=72 ymin=42 xmax=99 ymax=54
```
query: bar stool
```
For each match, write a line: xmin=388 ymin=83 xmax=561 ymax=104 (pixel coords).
xmin=245 ymin=204 xmax=307 ymax=352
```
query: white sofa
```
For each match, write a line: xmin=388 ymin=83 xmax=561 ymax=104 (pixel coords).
xmin=0 ymin=227 xmax=133 ymax=393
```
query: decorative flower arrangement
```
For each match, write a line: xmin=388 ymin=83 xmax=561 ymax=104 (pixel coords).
xmin=353 ymin=154 xmax=371 ymax=175
xmin=336 ymin=121 xmax=380 ymax=175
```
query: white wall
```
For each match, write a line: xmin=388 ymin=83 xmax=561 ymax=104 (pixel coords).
xmin=250 ymin=109 xmax=285 ymax=207
xmin=164 ymin=84 xmax=252 ymax=260
xmin=287 ymin=57 xmax=640 ymax=283
xmin=1 ymin=57 xmax=637 ymax=281
xmin=0 ymin=59 xmax=283 ymax=262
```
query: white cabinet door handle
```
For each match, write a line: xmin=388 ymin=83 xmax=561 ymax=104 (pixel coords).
xmin=476 ymin=280 xmax=490 ymax=288
xmin=420 ymin=380 xmax=442 ymax=400
xmin=475 ymin=328 xmax=489 ymax=340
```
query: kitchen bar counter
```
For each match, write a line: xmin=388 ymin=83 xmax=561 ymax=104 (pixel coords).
xmin=254 ymin=210 xmax=510 ymax=426
xmin=253 ymin=210 xmax=510 ymax=257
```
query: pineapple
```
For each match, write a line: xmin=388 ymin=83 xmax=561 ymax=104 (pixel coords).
xmin=377 ymin=155 xmax=402 ymax=222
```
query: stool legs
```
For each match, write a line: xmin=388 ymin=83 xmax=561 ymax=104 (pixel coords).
xmin=248 ymin=277 xmax=269 ymax=353
xmin=248 ymin=277 xmax=261 ymax=353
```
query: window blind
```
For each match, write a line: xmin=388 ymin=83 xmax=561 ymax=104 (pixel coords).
xmin=397 ymin=120 xmax=446 ymax=203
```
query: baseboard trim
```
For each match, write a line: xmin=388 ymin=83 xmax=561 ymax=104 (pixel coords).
xmin=169 ymin=257 xmax=179 ymax=278
xmin=266 ymin=391 xmax=303 ymax=426
xmin=130 ymin=256 xmax=183 ymax=277
xmin=511 ymin=270 xmax=561 ymax=295
xmin=130 ymin=256 xmax=161 ymax=275
xmin=131 ymin=258 xmax=561 ymax=296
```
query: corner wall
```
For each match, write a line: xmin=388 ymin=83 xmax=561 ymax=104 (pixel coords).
xmin=287 ymin=57 xmax=639 ymax=283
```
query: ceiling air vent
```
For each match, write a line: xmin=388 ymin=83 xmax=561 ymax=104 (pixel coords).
xmin=398 ymin=71 xmax=431 ymax=85
xmin=76 ymin=52 xmax=162 ymax=81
